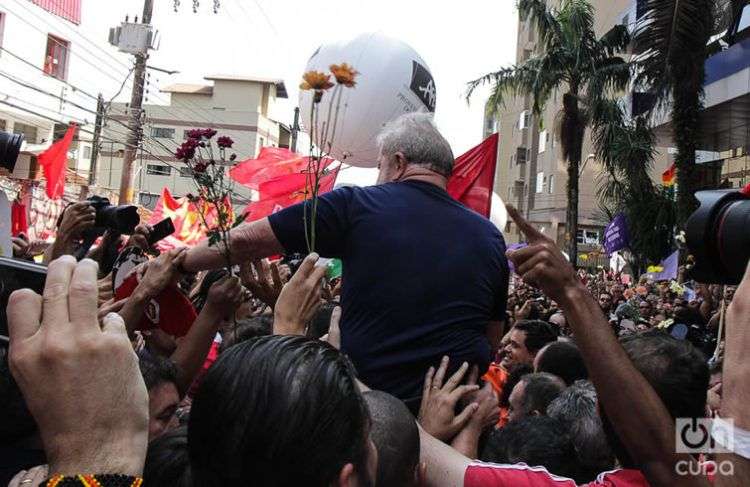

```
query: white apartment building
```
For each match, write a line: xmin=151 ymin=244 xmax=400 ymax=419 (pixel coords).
xmin=0 ymin=0 xmax=131 ymax=181
xmin=99 ymin=75 xmax=290 ymax=210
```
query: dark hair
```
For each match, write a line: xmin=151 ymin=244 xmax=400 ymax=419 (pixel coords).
xmin=513 ymin=320 xmax=558 ymax=354
xmin=364 ymin=391 xmax=419 ymax=487
xmin=219 ymin=316 xmax=273 ymax=353
xmin=188 ymin=335 xmax=371 ymax=486
xmin=307 ymin=302 xmax=338 ymax=340
xmin=0 ymin=348 xmax=37 ymax=444
xmin=143 ymin=426 xmax=192 ymax=487
xmin=601 ymin=330 xmax=709 ymax=468
xmin=536 ymin=341 xmax=588 ymax=386
xmin=138 ymin=349 xmax=178 ymax=391
xmin=517 ymin=372 xmax=566 ymax=417
xmin=500 ymin=363 xmax=534 ymax=407
xmin=481 ymin=416 xmax=577 ymax=479
xmin=620 ymin=330 xmax=708 ymax=420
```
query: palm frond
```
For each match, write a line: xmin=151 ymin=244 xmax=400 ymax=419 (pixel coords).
xmin=589 ymin=57 xmax=632 ymax=96
xmin=598 ymin=24 xmax=631 ymax=56
xmin=468 ymin=56 xmax=565 ymax=115
xmin=557 ymin=0 xmax=596 ymax=49
xmin=633 ymin=0 xmax=714 ymax=98
xmin=518 ymin=0 xmax=562 ymax=48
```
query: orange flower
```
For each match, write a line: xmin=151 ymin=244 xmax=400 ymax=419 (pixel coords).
xmin=329 ymin=63 xmax=359 ymax=87
xmin=299 ymin=71 xmax=334 ymax=91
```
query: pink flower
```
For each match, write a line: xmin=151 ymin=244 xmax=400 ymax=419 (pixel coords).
xmin=217 ymin=136 xmax=234 ymax=148
xmin=202 ymin=128 xmax=217 ymax=139
xmin=193 ymin=162 xmax=207 ymax=173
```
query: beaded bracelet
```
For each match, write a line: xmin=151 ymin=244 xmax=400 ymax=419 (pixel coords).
xmin=44 ymin=474 xmax=143 ymax=487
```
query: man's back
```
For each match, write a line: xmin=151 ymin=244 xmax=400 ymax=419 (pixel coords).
xmin=268 ymin=180 xmax=508 ymax=400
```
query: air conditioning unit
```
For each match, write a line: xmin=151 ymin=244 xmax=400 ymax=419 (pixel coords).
xmin=516 ymin=146 xmax=528 ymax=164
xmin=519 ymin=110 xmax=531 ymax=130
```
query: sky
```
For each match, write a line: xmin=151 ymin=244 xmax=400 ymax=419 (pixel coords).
xmin=87 ymin=0 xmax=518 ymax=185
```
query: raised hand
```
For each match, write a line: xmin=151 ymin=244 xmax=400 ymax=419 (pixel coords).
xmin=273 ymin=253 xmax=327 ymax=335
xmin=137 ymin=248 xmax=187 ymax=299
xmin=322 ymin=306 xmax=342 ymax=349
xmin=241 ymin=259 xmax=284 ymax=308
xmin=7 ymin=256 xmax=148 ymax=476
xmin=58 ymin=201 xmax=96 ymax=241
xmin=126 ymin=224 xmax=153 ymax=251
xmin=205 ymin=275 xmax=244 ymax=318
xmin=417 ymin=357 xmax=479 ymax=442
xmin=505 ymin=205 xmax=579 ymax=302
xmin=97 ymin=273 xmax=114 ymax=306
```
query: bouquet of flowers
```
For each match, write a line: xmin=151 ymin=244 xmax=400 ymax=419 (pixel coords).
xmin=175 ymin=129 xmax=245 ymax=274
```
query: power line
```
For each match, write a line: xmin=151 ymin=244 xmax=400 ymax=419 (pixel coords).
xmin=0 ymin=70 xmax=97 ymax=116
xmin=0 ymin=92 xmax=90 ymax=127
xmin=0 ymin=95 xmax=254 ymax=205
xmin=0 ymin=46 xmax=98 ymax=101
xmin=7 ymin=0 xmax=134 ymax=81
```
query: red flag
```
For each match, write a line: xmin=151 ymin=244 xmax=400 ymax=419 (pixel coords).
xmin=447 ymin=133 xmax=499 ymax=217
xmin=149 ymin=187 xmax=234 ymax=250
xmin=662 ymin=164 xmax=676 ymax=187
xmin=245 ymin=167 xmax=340 ymax=222
xmin=259 ymin=162 xmax=335 ymax=199
xmin=38 ymin=123 xmax=77 ymax=199
xmin=11 ymin=200 xmax=28 ymax=236
xmin=231 ymin=147 xmax=312 ymax=189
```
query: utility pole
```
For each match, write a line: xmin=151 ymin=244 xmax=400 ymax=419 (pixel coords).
xmin=89 ymin=93 xmax=104 ymax=186
xmin=290 ymin=107 xmax=300 ymax=153
xmin=118 ymin=0 xmax=154 ymax=204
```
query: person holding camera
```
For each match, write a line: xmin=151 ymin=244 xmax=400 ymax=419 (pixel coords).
xmin=44 ymin=199 xmax=153 ymax=277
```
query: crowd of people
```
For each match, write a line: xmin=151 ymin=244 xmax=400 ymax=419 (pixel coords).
xmin=0 ymin=112 xmax=748 ymax=487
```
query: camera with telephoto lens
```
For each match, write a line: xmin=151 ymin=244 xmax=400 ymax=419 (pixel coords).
xmin=0 ymin=132 xmax=24 ymax=172
xmin=685 ymin=189 xmax=750 ymax=285
xmin=87 ymin=195 xmax=140 ymax=234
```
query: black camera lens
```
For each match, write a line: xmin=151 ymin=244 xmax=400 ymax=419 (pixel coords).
xmin=685 ymin=189 xmax=750 ymax=284
xmin=87 ymin=195 xmax=140 ymax=234
xmin=0 ymin=132 xmax=24 ymax=172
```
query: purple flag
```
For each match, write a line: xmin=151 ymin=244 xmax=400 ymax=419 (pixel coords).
xmin=604 ymin=214 xmax=629 ymax=255
xmin=647 ymin=251 xmax=680 ymax=282
xmin=507 ymin=243 xmax=528 ymax=274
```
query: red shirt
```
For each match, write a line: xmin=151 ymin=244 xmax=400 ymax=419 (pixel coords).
xmin=465 ymin=463 xmax=649 ymax=487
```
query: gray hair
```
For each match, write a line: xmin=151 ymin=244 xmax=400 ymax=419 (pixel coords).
xmin=547 ymin=381 xmax=615 ymax=479
xmin=376 ymin=112 xmax=454 ymax=177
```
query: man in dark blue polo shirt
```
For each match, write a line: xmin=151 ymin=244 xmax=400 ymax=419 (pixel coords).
xmin=183 ymin=113 xmax=509 ymax=403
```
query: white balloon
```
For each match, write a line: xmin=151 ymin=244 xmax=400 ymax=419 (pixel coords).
xmin=489 ymin=193 xmax=507 ymax=231
xmin=299 ymin=32 xmax=436 ymax=168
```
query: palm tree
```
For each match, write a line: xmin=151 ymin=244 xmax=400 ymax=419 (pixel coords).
xmin=467 ymin=0 xmax=631 ymax=264
xmin=633 ymin=0 xmax=716 ymax=225
xmin=591 ymin=99 xmax=677 ymax=274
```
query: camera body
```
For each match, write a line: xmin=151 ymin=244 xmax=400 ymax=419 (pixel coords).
xmin=685 ymin=190 xmax=750 ymax=285
xmin=0 ymin=132 xmax=24 ymax=172
xmin=87 ymin=196 xmax=140 ymax=234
